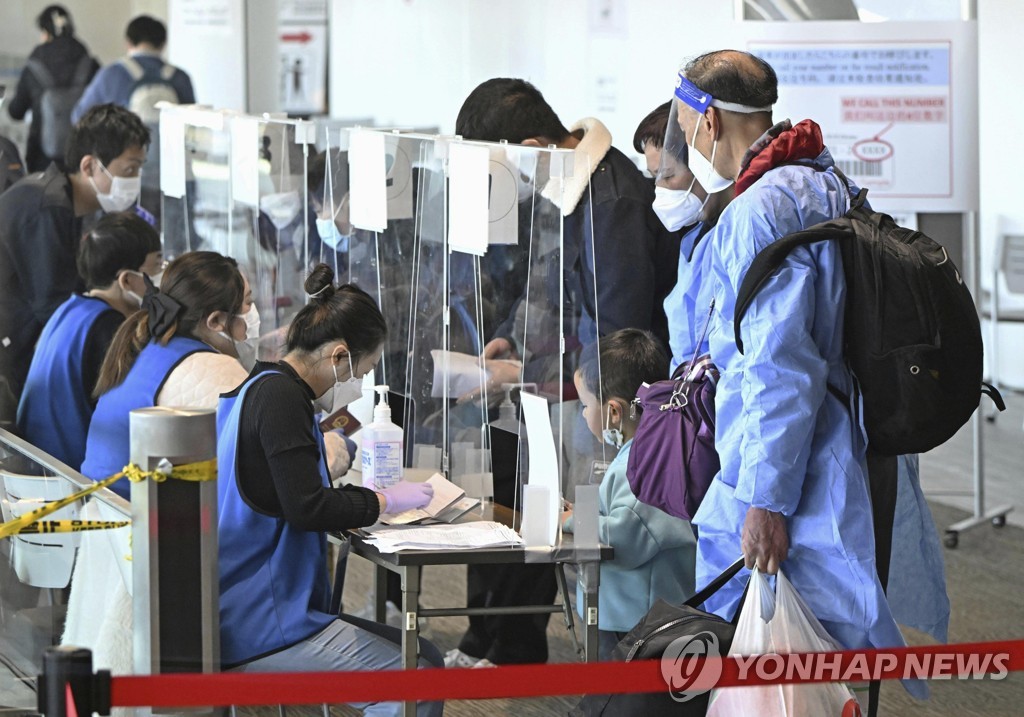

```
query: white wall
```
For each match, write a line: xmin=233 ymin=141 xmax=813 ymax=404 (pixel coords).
xmin=0 ymin=0 xmax=168 ymax=63
xmin=328 ymin=0 xmax=737 ymax=153
xmin=978 ymin=0 xmax=1024 ymax=273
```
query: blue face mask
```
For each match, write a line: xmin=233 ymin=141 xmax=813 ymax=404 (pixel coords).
xmin=316 ymin=217 xmax=350 ymax=252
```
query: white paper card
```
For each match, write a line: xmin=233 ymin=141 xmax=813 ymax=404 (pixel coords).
xmin=458 ymin=472 xmax=494 ymax=500
xmin=521 ymin=485 xmax=553 ymax=547
xmin=385 ymin=135 xmax=414 ymax=220
xmin=448 ymin=142 xmax=489 ymax=256
xmin=520 ymin=392 xmax=560 ymax=545
xmin=230 ymin=116 xmax=260 ymax=207
xmin=349 ymin=130 xmax=388 ymax=232
xmin=488 ymin=148 xmax=519 ymax=246
xmin=159 ymin=110 xmax=186 ymax=198
xmin=412 ymin=444 xmax=442 ymax=471
xmin=573 ymin=484 xmax=600 ymax=550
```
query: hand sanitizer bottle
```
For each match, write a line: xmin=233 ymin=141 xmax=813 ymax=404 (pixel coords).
xmin=361 ymin=385 xmax=404 ymax=491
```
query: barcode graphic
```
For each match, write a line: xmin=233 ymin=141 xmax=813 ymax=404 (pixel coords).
xmin=835 ymin=160 xmax=885 ymax=176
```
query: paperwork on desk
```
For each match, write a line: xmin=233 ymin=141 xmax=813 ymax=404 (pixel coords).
xmin=363 ymin=521 xmax=523 ymax=553
xmin=429 ymin=349 xmax=522 ymax=400
xmin=379 ymin=473 xmax=480 ymax=525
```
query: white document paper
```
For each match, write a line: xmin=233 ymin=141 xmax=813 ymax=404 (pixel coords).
xmin=430 ymin=349 xmax=486 ymax=398
xmin=159 ymin=109 xmax=186 ymax=198
xmin=230 ymin=116 xmax=260 ymax=207
xmin=364 ymin=521 xmax=523 ymax=552
xmin=348 ymin=129 xmax=388 ymax=231
xmin=448 ymin=142 xmax=489 ymax=256
xmin=520 ymin=392 xmax=561 ymax=546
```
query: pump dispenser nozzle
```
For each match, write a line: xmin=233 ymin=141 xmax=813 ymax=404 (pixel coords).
xmin=498 ymin=383 xmax=517 ymax=423
xmin=373 ymin=385 xmax=391 ymax=421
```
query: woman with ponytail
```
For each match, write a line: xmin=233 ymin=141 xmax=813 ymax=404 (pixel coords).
xmin=80 ymin=251 xmax=250 ymax=497
xmin=215 ymin=263 xmax=442 ymax=715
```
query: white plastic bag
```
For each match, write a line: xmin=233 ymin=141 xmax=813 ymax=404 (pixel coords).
xmin=707 ymin=568 xmax=862 ymax=717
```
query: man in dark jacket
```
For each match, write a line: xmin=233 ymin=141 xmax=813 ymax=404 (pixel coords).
xmin=0 ymin=104 xmax=149 ymax=426
xmin=444 ymin=78 xmax=673 ymax=667
xmin=7 ymin=5 xmax=98 ymax=172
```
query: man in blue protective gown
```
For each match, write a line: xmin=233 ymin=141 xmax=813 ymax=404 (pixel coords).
xmin=665 ymin=51 xmax=940 ymax=705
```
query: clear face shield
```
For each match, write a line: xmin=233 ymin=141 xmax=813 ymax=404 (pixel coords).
xmin=654 ymin=70 xmax=773 ymax=231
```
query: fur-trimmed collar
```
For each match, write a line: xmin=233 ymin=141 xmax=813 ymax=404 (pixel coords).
xmin=541 ymin=117 xmax=613 ymax=216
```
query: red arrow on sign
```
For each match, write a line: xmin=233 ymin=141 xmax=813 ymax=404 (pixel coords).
xmin=281 ymin=31 xmax=313 ymax=43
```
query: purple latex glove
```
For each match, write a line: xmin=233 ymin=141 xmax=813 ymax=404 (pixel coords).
xmin=380 ymin=481 xmax=434 ymax=513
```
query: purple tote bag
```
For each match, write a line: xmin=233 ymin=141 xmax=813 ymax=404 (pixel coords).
xmin=626 ymin=302 xmax=720 ymax=521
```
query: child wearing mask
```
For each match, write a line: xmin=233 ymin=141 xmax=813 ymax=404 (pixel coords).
xmin=16 ymin=211 xmax=161 ymax=469
xmin=562 ymin=329 xmax=697 ymax=659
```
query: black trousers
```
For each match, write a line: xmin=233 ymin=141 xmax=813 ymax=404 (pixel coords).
xmin=865 ymin=449 xmax=899 ymax=717
xmin=457 ymin=563 xmax=558 ymax=664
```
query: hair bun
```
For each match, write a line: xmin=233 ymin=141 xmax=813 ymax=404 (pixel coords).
xmin=305 ymin=263 xmax=337 ymax=301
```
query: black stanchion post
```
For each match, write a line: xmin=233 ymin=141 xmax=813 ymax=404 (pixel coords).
xmin=38 ymin=646 xmax=110 ymax=717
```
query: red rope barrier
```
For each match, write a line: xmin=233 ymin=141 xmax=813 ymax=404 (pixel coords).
xmin=109 ymin=639 xmax=1024 ymax=707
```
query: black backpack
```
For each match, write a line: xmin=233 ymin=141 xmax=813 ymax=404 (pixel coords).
xmin=734 ymin=169 xmax=1003 ymax=456
xmin=26 ymin=54 xmax=94 ymax=160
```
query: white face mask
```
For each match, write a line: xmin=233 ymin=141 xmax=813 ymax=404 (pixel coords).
xmin=686 ymin=114 xmax=734 ymax=195
xmin=260 ymin=191 xmax=303 ymax=230
xmin=316 ymin=217 xmax=349 ymax=252
xmin=314 ymin=352 xmax=363 ymax=413
xmin=652 ymin=184 xmax=704 ymax=232
xmin=121 ymin=270 xmax=144 ymax=308
xmin=90 ymin=161 xmax=141 ymax=213
xmin=231 ymin=304 xmax=261 ymax=371
xmin=601 ymin=404 xmax=624 ymax=449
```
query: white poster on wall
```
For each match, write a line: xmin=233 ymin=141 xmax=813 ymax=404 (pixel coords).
xmin=169 ymin=0 xmax=245 ymax=111
xmin=745 ymin=21 xmax=978 ymax=213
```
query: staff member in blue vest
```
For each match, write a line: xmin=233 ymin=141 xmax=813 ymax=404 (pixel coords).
xmin=16 ymin=211 xmax=162 ymax=468
xmin=81 ymin=251 xmax=248 ymax=497
xmin=217 ymin=264 xmax=441 ymax=716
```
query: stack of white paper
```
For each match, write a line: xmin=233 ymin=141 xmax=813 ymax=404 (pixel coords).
xmin=380 ymin=473 xmax=481 ymax=525
xmin=363 ymin=521 xmax=523 ymax=553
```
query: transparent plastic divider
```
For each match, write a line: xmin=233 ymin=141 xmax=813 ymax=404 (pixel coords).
xmin=0 ymin=430 xmax=129 ymax=710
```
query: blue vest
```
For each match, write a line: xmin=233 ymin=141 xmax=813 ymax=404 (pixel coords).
xmin=216 ymin=369 xmax=335 ymax=667
xmin=80 ymin=336 xmax=211 ymax=497
xmin=17 ymin=295 xmax=116 ymax=469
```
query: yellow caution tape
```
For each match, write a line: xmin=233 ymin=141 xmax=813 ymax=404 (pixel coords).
xmin=0 ymin=458 xmax=217 ymax=540
xmin=16 ymin=519 xmax=131 ymax=535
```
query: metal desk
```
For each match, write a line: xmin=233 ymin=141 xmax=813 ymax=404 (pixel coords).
xmin=346 ymin=504 xmax=612 ymax=714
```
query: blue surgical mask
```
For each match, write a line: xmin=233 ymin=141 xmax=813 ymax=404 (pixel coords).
xmin=602 ymin=404 xmax=624 ymax=449
xmin=316 ymin=217 xmax=350 ymax=252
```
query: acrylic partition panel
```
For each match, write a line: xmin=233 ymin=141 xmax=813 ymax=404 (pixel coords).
xmin=396 ymin=138 xmax=607 ymax=511
xmin=159 ymin=109 xmax=234 ymax=264
xmin=339 ymin=131 xmax=442 ymax=469
xmin=481 ymin=142 xmax=611 ymax=507
xmin=0 ymin=430 xmax=130 ymax=711
xmin=247 ymin=118 xmax=315 ymax=348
